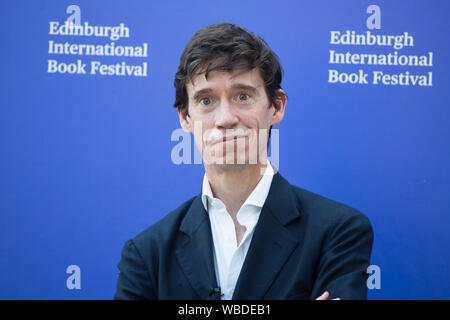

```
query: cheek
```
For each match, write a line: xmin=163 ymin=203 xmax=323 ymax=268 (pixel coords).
xmin=190 ymin=118 xmax=214 ymax=149
xmin=242 ymin=112 xmax=270 ymax=132
xmin=243 ymin=113 xmax=271 ymax=146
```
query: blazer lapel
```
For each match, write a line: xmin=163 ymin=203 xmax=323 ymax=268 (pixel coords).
xmin=175 ymin=195 xmax=220 ymax=300
xmin=232 ymin=172 xmax=302 ymax=299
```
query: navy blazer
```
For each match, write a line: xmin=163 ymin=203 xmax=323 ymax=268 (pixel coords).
xmin=114 ymin=171 xmax=374 ymax=300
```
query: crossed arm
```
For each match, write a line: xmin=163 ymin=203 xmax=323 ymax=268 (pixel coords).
xmin=311 ymin=212 xmax=374 ymax=300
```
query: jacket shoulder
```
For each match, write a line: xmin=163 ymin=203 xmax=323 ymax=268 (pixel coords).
xmin=290 ymin=183 xmax=371 ymax=229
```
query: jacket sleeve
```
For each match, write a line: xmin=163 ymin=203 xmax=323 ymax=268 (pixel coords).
xmin=114 ymin=239 xmax=157 ymax=300
xmin=310 ymin=211 xmax=374 ymax=300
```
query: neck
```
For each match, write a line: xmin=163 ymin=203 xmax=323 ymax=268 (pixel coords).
xmin=204 ymin=160 xmax=268 ymax=217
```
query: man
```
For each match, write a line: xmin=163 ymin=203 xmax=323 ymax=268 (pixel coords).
xmin=114 ymin=23 xmax=373 ymax=300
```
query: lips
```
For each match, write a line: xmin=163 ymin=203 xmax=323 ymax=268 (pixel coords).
xmin=210 ymin=134 xmax=247 ymax=146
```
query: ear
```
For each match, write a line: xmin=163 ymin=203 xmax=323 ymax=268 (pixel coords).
xmin=177 ymin=106 xmax=192 ymax=133
xmin=269 ymin=89 xmax=287 ymax=126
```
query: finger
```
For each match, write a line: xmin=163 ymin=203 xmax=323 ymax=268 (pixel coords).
xmin=315 ymin=291 xmax=330 ymax=300
xmin=332 ymin=298 xmax=341 ymax=300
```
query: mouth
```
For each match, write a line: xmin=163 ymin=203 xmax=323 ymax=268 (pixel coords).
xmin=210 ymin=135 xmax=248 ymax=146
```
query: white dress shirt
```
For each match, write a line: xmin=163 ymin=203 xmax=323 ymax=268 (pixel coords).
xmin=201 ymin=162 xmax=274 ymax=300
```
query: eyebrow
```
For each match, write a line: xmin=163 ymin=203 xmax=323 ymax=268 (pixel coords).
xmin=192 ymin=83 xmax=259 ymax=101
xmin=192 ymin=88 xmax=213 ymax=101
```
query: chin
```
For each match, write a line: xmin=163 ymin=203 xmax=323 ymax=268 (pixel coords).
xmin=210 ymin=162 xmax=249 ymax=172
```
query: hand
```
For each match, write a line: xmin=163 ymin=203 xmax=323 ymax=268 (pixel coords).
xmin=315 ymin=291 xmax=341 ymax=300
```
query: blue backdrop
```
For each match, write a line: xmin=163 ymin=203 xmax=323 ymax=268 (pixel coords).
xmin=1 ymin=0 xmax=449 ymax=299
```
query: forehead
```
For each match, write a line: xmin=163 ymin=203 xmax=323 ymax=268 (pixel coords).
xmin=186 ymin=68 xmax=265 ymax=95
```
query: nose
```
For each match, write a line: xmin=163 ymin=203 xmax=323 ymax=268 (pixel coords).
xmin=215 ymin=100 xmax=239 ymax=129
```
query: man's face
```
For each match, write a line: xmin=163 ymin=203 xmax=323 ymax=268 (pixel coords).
xmin=178 ymin=67 xmax=285 ymax=170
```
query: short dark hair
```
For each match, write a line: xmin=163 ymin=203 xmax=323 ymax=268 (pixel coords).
xmin=173 ymin=22 xmax=285 ymax=115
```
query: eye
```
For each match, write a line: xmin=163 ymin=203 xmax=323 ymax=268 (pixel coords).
xmin=237 ymin=93 xmax=250 ymax=101
xmin=199 ymin=97 xmax=212 ymax=106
